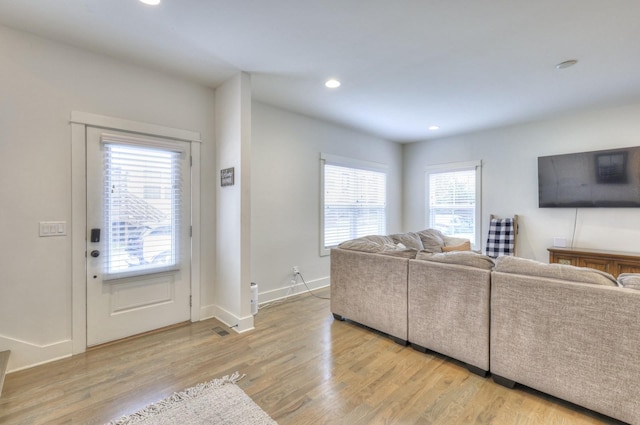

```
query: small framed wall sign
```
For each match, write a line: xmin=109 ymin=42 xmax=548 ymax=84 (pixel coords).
xmin=221 ymin=167 xmax=235 ymax=187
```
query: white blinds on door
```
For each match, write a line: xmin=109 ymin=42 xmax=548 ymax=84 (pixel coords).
xmin=102 ymin=140 xmax=183 ymax=279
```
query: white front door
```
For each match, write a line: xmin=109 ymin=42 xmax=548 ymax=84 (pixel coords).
xmin=86 ymin=127 xmax=192 ymax=347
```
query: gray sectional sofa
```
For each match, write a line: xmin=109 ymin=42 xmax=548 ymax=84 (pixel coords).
xmin=330 ymin=230 xmax=640 ymax=425
xmin=491 ymin=256 xmax=640 ymax=425
xmin=331 ymin=229 xmax=492 ymax=374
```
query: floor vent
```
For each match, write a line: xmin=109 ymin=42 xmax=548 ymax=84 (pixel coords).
xmin=0 ymin=350 xmax=10 ymax=398
xmin=212 ymin=327 xmax=230 ymax=337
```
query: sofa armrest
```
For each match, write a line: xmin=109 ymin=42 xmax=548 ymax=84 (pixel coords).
xmin=330 ymin=248 xmax=409 ymax=342
xmin=491 ymin=271 xmax=640 ymax=424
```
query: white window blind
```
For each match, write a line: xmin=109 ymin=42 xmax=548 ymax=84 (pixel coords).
xmin=427 ymin=164 xmax=480 ymax=246
xmin=323 ymin=162 xmax=386 ymax=250
xmin=103 ymin=142 xmax=182 ymax=277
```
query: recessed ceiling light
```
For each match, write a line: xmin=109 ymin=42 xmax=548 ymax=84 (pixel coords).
xmin=428 ymin=125 xmax=440 ymax=131
xmin=556 ymin=59 xmax=578 ymax=70
xmin=139 ymin=0 xmax=161 ymax=5
xmin=325 ymin=79 xmax=341 ymax=89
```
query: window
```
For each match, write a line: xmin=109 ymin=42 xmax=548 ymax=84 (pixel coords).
xmin=103 ymin=141 xmax=183 ymax=277
xmin=321 ymin=154 xmax=387 ymax=256
xmin=426 ymin=161 xmax=481 ymax=248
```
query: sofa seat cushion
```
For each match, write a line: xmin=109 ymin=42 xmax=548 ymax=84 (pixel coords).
xmin=618 ymin=273 xmax=640 ymax=290
xmin=416 ymin=251 xmax=495 ymax=270
xmin=495 ymin=256 xmax=618 ymax=286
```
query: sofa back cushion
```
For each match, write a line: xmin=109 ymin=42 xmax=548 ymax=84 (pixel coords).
xmin=338 ymin=235 xmax=394 ymax=253
xmin=416 ymin=229 xmax=445 ymax=252
xmin=337 ymin=229 xmax=471 ymax=259
xmin=415 ymin=251 xmax=495 ymax=270
xmin=390 ymin=232 xmax=424 ymax=250
xmin=494 ymin=255 xmax=618 ymax=286
xmin=380 ymin=246 xmax=419 ymax=258
xmin=338 ymin=235 xmax=417 ymax=258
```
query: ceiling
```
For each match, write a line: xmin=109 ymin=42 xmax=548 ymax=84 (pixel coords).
xmin=2 ymin=0 xmax=640 ymax=142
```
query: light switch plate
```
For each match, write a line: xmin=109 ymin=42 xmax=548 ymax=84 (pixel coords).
xmin=40 ymin=221 xmax=67 ymax=237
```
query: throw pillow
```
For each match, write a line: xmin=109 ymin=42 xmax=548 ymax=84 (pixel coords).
xmin=442 ymin=235 xmax=471 ymax=247
xmin=442 ymin=240 xmax=471 ymax=252
xmin=618 ymin=273 xmax=640 ymax=290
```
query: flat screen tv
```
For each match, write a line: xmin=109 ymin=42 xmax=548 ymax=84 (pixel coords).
xmin=538 ymin=146 xmax=640 ymax=208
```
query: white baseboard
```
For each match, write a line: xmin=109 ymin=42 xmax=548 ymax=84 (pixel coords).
xmin=198 ymin=276 xmax=330 ymax=331
xmin=0 ymin=335 xmax=72 ymax=373
xmin=211 ymin=305 xmax=255 ymax=333
xmin=258 ymin=276 xmax=330 ymax=306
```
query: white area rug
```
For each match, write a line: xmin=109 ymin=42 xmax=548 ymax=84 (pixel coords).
xmin=106 ymin=372 xmax=277 ymax=425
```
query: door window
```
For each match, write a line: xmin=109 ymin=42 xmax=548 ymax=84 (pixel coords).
xmin=103 ymin=141 xmax=184 ymax=279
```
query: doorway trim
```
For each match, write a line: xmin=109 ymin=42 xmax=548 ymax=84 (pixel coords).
xmin=70 ymin=111 xmax=202 ymax=355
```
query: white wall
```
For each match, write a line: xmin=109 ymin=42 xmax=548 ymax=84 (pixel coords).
xmin=404 ymin=103 xmax=640 ymax=261
xmin=0 ymin=25 xmax=216 ymax=371
xmin=214 ymin=72 xmax=254 ymax=331
xmin=9 ymin=16 xmax=640 ymax=374
xmin=251 ymin=102 xmax=403 ymax=303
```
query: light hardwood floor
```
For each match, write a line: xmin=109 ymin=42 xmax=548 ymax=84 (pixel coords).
xmin=0 ymin=289 xmax=623 ymax=425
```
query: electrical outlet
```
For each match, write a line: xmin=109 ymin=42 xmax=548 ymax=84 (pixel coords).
xmin=293 ymin=266 xmax=299 ymax=275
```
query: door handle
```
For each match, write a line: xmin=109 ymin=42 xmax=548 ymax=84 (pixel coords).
xmin=91 ymin=250 xmax=100 ymax=258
